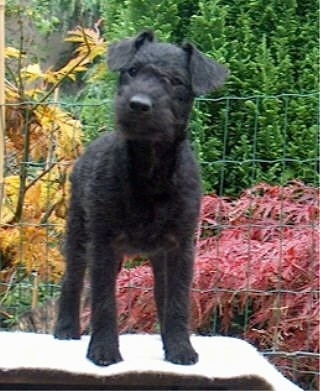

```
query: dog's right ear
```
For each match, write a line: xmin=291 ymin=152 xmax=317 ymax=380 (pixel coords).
xmin=107 ymin=31 xmax=154 ymax=71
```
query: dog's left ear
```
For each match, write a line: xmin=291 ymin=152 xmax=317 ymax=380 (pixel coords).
xmin=107 ymin=31 xmax=154 ymax=71
xmin=183 ymin=43 xmax=229 ymax=96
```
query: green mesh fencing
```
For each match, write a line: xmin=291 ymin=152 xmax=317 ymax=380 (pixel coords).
xmin=0 ymin=93 xmax=319 ymax=389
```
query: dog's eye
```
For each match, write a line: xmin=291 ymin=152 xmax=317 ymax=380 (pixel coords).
xmin=128 ymin=67 xmax=138 ymax=77
xmin=170 ymin=77 xmax=184 ymax=86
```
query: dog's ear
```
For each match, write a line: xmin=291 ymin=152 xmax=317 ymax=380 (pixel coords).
xmin=107 ymin=31 xmax=154 ymax=71
xmin=183 ymin=43 xmax=229 ymax=96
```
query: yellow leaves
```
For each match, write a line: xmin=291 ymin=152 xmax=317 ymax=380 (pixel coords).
xmin=1 ymin=124 xmax=73 ymax=283
xmin=5 ymin=103 xmax=84 ymax=163
xmin=1 ymin=178 xmax=68 ymax=282
xmin=1 ymin=167 xmax=70 ymax=225
xmin=0 ymin=226 xmax=65 ymax=283
xmin=16 ymin=226 xmax=64 ymax=281
xmin=0 ymin=227 xmax=20 ymax=253
xmin=1 ymin=25 xmax=106 ymax=284
xmin=34 ymin=105 xmax=83 ymax=160
xmin=40 ymin=26 xmax=108 ymax=86
xmin=56 ymin=117 xmax=83 ymax=159
xmin=1 ymin=176 xmax=20 ymax=224
xmin=44 ymin=60 xmax=89 ymax=84
xmin=65 ymin=26 xmax=107 ymax=61
xmin=5 ymin=47 xmax=24 ymax=59
xmin=0 ymin=169 xmax=70 ymax=282
xmin=43 ymin=26 xmax=106 ymax=86
xmin=21 ymin=64 xmax=44 ymax=85
xmin=6 ymin=26 xmax=106 ymax=96
xmin=35 ymin=105 xmax=60 ymax=127
xmin=3 ymin=176 xmax=20 ymax=197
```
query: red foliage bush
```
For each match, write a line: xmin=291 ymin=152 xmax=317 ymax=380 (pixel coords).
xmin=78 ymin=182 xmax=318 ymax=386
xmin=111 ymin=181 xmax=319 ymax=388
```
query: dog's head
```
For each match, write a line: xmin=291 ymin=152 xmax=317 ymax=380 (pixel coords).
xmin=108 ymin=31 xmax=229 ymax=142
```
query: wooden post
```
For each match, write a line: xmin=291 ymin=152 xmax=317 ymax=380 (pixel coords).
xmin=0 ymin=0 xmax=5 ymax=222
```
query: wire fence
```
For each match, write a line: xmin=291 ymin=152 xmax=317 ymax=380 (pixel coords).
xmin=0 ymin=93 xmax=319 ymax=390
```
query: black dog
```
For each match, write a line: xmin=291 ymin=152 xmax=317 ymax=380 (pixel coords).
xmin=54 ymin=31 xmax=228 ymax=366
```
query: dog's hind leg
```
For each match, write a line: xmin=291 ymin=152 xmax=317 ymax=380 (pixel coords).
xmin=54 ymin=197 xmax=87 ymax=340
xmin=150 ymin=253 xmax=166 ymax=336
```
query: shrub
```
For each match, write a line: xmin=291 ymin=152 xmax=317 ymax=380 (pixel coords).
xmin=0 ymin=27 xmax=105 ymax=310
xmin=91 ymin=0 xmax=319 ymax=194
xmin=109 ymin=181 xmax=319 ymax=389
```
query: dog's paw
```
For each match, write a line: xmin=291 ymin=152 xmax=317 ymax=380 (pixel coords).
xmin=165 ymin=344 xmax=199 ymax=365
xmin=54 ymin=321 xmax=80 ymax=340
xmin=87 ymin=342 xmax=123 ymax=366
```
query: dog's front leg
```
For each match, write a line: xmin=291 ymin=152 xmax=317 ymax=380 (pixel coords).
xmin=54 ymin=198 xmax=87 ymax=340
xmin=87 ymin=238 xmax=123 ymax=366
xmin=157 ymin=240 xmax=198 ymax=365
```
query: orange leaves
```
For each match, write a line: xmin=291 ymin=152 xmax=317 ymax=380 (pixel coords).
xmin=1 ymin=168 xmax=69 ymax=282
xmin=4 ymin=24 xmax=105 ymax=166
xmin=5 ymin=104 xmax=83 ymax=165
xmin=1 ymin=25 xmax=107 ymax=284
xmin=0 ymin=226 xmax=64 ymax=282
xmin=1 ymin=176 xmax=20 ymax=224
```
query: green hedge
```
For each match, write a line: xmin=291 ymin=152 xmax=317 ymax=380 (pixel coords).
xmin=81 ymin=0 xmax=318 ymax=195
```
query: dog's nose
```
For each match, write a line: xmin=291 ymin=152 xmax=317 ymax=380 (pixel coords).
xmin=129 ymin=94 xmax=152 ymax=113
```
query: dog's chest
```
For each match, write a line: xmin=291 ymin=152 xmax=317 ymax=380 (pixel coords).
xmin=119 ymin=189 xmax=180 ymax=253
